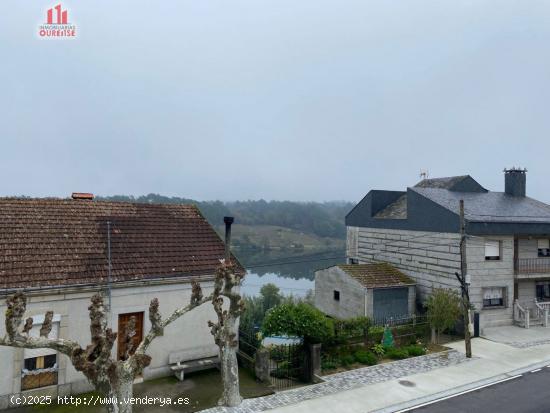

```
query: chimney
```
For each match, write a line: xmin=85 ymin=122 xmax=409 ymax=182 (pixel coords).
xmin=504 ymin=168 xmax=527 ymax=197
xmin=71 ymin=192 xmax=94 ymax=200
xmin=223 ymin=216 xmax=234 ymax=262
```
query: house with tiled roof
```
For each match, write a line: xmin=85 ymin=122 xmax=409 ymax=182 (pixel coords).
xmin=0 ymin=195 xmax=241 ymax=404
xmin=345 ymin=168 xmax=550 ymax=332
xmin=314 ymin=263 xmax=416 ymax=321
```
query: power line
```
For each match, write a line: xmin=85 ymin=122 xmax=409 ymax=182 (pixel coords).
xmin=243 ymin=255 xmax=346 ymax=270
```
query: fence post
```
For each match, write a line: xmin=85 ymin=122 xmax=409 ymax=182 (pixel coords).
xmin=254 ymin=348 xmax=270 ymax=383
xmin=308 ymin=343 xmax=321 ymax=383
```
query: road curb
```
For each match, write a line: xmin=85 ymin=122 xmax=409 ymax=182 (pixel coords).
xmin=372 ymin=358 xmax=550 ymax=413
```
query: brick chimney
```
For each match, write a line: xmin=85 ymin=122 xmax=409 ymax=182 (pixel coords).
xmin=504 ymin=168 xmax=527 ymax=197
xmin=71 ymin=192 xmax=94 ymax=200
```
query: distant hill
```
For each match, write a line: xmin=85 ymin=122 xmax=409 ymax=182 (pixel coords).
xmin=96 ymin=194 xmax=353 ymax=240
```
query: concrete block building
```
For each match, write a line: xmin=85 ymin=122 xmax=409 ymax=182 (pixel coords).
xmin=0 ymin=196 xmax=242 ymax=408
xmin=345 ymin=169 xmax=550 ymax=332
xmin=315 ymin=263 xmax=416 ymax=322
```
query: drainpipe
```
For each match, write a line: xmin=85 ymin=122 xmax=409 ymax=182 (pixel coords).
xmin=223 ymin=216 xmax=234 ymax=263
xmin=364 ymin=288 xmax=368 ymax=317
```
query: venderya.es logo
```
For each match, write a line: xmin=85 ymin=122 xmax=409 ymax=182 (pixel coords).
xmin=38 ymin=4 xmax=77 ymax=38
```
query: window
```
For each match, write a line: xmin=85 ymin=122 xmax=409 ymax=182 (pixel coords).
xmin=483 ymin=287 xmax=505 ymax=308
xmin=485 ymin=240 xmax=501 ymax=261
xmin=333 ymin=290 xmax=340 ymax=301
xmin=538 ymin=239 xmax=550 ymax=257
xmin=21 ymin=355 xmax=58 ymax=390
xmin=536 ymin=283 xmax=550 ymax=301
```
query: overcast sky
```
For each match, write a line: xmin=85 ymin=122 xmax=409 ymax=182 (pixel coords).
xmin=1 ymin=1 xmax=549 ymax=202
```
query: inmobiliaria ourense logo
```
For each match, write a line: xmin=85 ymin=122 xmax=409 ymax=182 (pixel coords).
xmin=38 ymin=4 xmax=77 ymax=38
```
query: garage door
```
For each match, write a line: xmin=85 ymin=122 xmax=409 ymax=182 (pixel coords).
xmin=373 ymin=288 xmax=409 ymax=322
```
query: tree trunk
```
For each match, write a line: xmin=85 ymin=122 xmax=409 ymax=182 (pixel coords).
xmin=431 ymin=327 xmax=436 ymax=344
xmin=106 ymin=376 xmax=134 ymax=413
xmin=217 ymin=314 xmax=242 ymax=407
xmin=218 ymin=344 xmax=242 ymax=407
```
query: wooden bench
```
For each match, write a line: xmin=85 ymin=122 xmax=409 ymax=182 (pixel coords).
xmin=169 ymin=345 xmax=220 ymax=381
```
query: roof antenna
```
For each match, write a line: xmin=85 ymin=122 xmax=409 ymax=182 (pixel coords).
xmin=420 ymin=169 xmax=429 ymax=180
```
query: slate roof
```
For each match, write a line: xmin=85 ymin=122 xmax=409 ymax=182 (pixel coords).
xmin=0 ymin=198 xmax=242 ymax=290
xmin=414 ymin=176 xmax=470 ymax=189
xmin=411 ymin=187 xmax=550 ymax=223
xmin=338 ymin=263 xmax=415 ymax=288
xmin=374 ymin=194 xmax=407 ymax=219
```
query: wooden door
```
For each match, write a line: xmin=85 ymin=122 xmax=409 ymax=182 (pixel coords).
xmin=118 ymin=312 xmax=144 ymax=361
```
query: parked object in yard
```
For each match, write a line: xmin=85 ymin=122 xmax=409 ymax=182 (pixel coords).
xmin=169 ymin=345 xmax=220 ymax=381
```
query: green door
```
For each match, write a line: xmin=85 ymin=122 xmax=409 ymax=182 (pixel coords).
xmin=373 ymin=288 xmax=409 ymax=323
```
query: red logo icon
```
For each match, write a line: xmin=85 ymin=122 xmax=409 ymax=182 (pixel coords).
xmin=46 ymin=4 xmax=68 ymax=24
xmin=38 ymin=3 xmax=77 ymax=38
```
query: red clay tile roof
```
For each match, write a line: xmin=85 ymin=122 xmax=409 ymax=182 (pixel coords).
xmin=0 ymin=198 xmax=242 ymax=289
xmin=338 ymin=263 xmax=415 ymax=288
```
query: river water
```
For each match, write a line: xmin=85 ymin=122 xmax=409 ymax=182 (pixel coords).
xmin=235 ymin=249 xmax=345 ymax=297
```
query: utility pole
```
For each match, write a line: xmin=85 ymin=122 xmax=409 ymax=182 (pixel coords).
xmin=455 ymin=200 xmax=472 ymax=358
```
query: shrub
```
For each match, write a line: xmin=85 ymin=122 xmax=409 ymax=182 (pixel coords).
xmin=339 ymin=354 xmax=355 ymax=366
xmin=262 ymin=302 xmax=334 ymax=344
xmin=354 ymin=350 xmax=377 ymax=366
xmin=427 ymin=288 xmax=461 ymax=344
xmin=371 ymin=343 xmax=385 ymax=357
xmin=403 ymin=345 xmax=426 ymax=357
xmin=386 ymin=348 xmax=409 ymax=360
xmin=321 ymin=359 xmax=338 ymax=371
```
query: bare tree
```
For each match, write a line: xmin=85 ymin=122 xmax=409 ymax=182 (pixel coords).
xmin=208 ymin=261 xmax=245 ymax=407
xmin=1 ymin=281 xmax=211 ymax=413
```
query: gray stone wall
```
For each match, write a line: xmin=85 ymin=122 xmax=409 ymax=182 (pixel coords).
xmin=348 ymin=226 xmax=517 ymax=331
xmin=350 ymin=226 xmax=462 ymax=301
xmin=466 ymin=235 xmax=514 ymax=329
xmin=314 ymin=267 xmax=365 ymax=319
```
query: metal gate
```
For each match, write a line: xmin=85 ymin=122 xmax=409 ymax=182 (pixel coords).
xmin=268 ymin=343 xmax=308 ymax=390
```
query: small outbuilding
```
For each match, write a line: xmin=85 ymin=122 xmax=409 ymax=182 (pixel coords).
xmin=314 ymin=263 xmax=416 ymax=322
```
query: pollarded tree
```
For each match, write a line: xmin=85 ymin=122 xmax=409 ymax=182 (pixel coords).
xmin=0 ymin=281 xmax=211 ymax=413
xmin=208 ymin=261 xmax=245 ymax=407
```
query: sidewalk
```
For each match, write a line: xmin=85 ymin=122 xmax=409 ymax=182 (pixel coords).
xmin=267 ymin=337 xmax=550 ymax=413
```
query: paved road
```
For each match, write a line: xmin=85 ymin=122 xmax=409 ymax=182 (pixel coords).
xmin=408 ymin=367 xmax=550 ymax=413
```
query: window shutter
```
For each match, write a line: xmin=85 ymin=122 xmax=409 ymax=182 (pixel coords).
xmin=485 ymin=240 xmax=500 ymax=258
xmin=24 ymin=314 xmax=60 ymax=359
xmin=538 ymin=239 xmax=550 ymax=249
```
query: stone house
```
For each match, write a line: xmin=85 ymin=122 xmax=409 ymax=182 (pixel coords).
xmin=345 ymin=169 xmax=550 ymax=332
xmin=0 ymin=195 xmax=242 ymax=408
xmin=314 ymin=263 xmax=416 ymax=322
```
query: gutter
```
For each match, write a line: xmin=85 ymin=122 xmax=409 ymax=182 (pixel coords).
xmin=0 ymin=273 xmax=216 ymax=298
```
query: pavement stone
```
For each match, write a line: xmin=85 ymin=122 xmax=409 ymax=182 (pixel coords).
xmin=203 ymin=350 xmax=471 ymax=413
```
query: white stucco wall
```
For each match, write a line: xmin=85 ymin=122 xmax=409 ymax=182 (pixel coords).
xmin=0 ymin=278 xmax=218 ymax=407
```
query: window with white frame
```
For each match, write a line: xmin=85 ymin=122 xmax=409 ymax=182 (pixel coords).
xmin=484 ymin=240 xmax=501 ymax=261
xmin=538 ymin=239 xmax=550 ymax=257
xmin=483 ymin=287 xmax=505 ymax=308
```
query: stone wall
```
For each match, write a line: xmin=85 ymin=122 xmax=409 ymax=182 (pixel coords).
xmin=314 ymin=267 xmax=365 ymax=319
xmin=348 ymin=226 xmax=516 ymax=331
